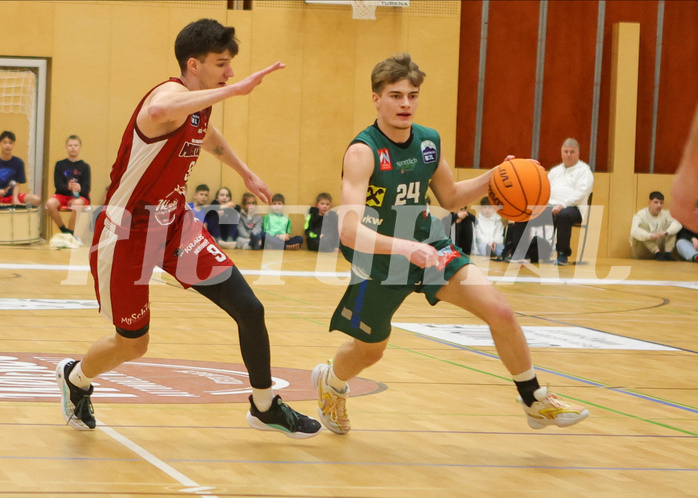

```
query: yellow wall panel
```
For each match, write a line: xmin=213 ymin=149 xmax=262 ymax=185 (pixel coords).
xmin=49 ymin=3 xmax=112 ymax=202
xmin=296 ymin=9 xmax=356 ymax=206
xmin=247 ymin=9 xmax=305 ymax=204
xmin=0 ymin=1 xmax=55 ymax=57
xmin=635 ymin=174 xmax=675 ymax=211
xmin=406 ymin=15 xmax=460 ymax=169
xmin=220 ymin=10 xmax=253 ymax=203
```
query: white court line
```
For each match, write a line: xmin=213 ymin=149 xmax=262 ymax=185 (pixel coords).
xmin=97 ymin=420 xmax=218 ymax=496
xmin=2 ymin=262 xmax=696 ymax=288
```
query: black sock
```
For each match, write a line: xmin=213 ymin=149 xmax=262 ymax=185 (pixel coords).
xmin=59 ymin=226 xmax=73 ymax=235
xmin=514 ymin=377 xmax=541 ymax=406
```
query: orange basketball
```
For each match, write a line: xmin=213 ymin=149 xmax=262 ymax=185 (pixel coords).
xmin=488 ymin=158 xmax=550 ymax=222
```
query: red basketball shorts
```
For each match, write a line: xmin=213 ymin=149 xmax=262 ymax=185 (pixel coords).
xmin=0 ymin=192 xmax=30 ymax=204
xmin=90 ymin=208 xmax=234 ymax=332
xmin=53 ymin=194 xmax=90 ymax=208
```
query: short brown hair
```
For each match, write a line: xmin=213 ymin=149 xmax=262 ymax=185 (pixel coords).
xmin=371 ymin=53 xmax=426 ymax=95
xmin=316 ymin=192 xmax=332 ymax=203
xmin=241 ymin=192 xmax=257 ymax=205
xmin=175 ymin=19 xmax=239 ymax=73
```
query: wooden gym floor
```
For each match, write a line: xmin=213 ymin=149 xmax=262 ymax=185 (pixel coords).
xmin=0 ymin=242 xmax=696 ymax=497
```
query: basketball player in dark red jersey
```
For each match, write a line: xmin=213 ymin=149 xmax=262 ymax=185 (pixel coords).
xmin=55 ymin=19 xmax=320 ymax=438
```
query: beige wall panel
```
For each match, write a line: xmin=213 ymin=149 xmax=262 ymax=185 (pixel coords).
xmin=586 ymin=172 xmax=610 ymax=259
xmin=406 ymin=16 xmax=461 ymax=169
xmin=106 ymin=5 xmax=171 ymax=188
xmin=0 ymin=1 xmax=55 ymax=57
xmin=296 ymin=10 xmax=356 ymax=206
xmin=49 ymin=3 xmax=112 ymax=203
xmin=246 ymin=9 xmax=305 ymax=205
xmin=221 ymin=10 xmax=253 ymax=201
xmin=607 ymin=23 xmax=640 ymax=259
xmin=250 ymin=10 xmax=305 ymax=206
xmin=635 ymin=174 xmax=675 ymax=211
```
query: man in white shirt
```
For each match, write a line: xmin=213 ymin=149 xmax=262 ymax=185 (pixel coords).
xmin=629 ymin=191 xmax=682 ymax=260
xmin=508 ymin=138 xmax=594 ymax=265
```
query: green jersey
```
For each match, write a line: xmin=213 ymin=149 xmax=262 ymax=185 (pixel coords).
xmin=341 ymin=122 xmax=447 ymax=283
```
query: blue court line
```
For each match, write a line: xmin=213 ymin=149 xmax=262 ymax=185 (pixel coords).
xmin=415 ymin=334 xmax=698 ymax=416
xmin=166 ymin=458 xmax=698 ymax=472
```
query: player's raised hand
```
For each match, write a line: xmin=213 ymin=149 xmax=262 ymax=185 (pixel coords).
xmin=232 ymin=62 xmax=286 ymax=97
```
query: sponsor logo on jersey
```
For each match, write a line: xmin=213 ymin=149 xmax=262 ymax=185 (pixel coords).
xmin=366 ymin=185 xmax=386 ymax=207
xmin=421 ymin=140 xmax=437 ymax=164
xmin=179 ymin=141 xmax=202 ymax=158
xmin=396 ymin=157 xmax=418 ymax=173
xmin=378 ymin=148 xmax=393 ymax=171
xmin=154 ymin=187 xmax=183 ymax=226
xmin=362 ymin=214 xmax=384 ymax=226
xmin=154 ymin=198 xmax=178 ymax=226
xmin=191 ymin=112 xmax=200 ymax=127
xmin=182 ymin=234 xmax=206 ymax=255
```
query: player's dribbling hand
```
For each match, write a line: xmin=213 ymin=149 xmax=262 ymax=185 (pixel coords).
xmin=403 ymin=241 xmax=440 ymax=269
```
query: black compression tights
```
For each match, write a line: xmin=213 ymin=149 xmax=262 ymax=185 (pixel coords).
xmin=192 ymin=266 xmax=272 ymax=389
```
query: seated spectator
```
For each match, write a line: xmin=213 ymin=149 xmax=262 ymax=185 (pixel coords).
xmin=205 ymin=187 xmax=239 ymax=249
xmin=629 ymin=191 xmax=681 ymax=261
xmin=676 ymin=227 xmax=698 ymax=263
xmin=305 ymin=192 xmax=339 ymax=252
xmin=443 ymin=206 xmax=476 ymax=256
xmin=0 ymin=130 xmax=41 ymax=206
xmin=263 ymin=193 xmax=303 ymax=250
xmin=475 ymin=197 xmax=505 ymax=258
xmin=237 ymin=192 xmax=262 ymax=250
xmin=509 ymin=138 xmax=593 ymax=265
xmin=187 ymin=184 xmax=209 ymax=223
xmin=46 ymin=135 xmax=91 ymax=236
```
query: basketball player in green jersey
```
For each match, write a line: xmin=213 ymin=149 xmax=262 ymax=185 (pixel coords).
xmin=311 ymin=53 xmax=589 ymax=434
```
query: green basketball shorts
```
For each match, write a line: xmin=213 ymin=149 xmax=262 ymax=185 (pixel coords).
xmin=329 ymin=239 xmax=471 ymax=343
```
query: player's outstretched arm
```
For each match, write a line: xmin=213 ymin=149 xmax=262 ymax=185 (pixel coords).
xmin=672 ymin=103 xmax=698 ymax=232
xmin=139 ymin=62 xmax=285 ymax=137
xmin=340 ymin=143 xmax=438 ymax=268
xmin=203 ymin=126 xmax=272 ymax=204
xmin=228 ymin=62 xmax=285 ymax=97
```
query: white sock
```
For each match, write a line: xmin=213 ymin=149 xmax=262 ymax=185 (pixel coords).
xmin=252 ymin=388 xmax=274 ymax=412
xmin=511 ymin=367 xmax=536 ymax=383
xmin=327 ymin=365 xmax=348 ymax=393
xmin=68 ymin=361 xmax=93 ymax=390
